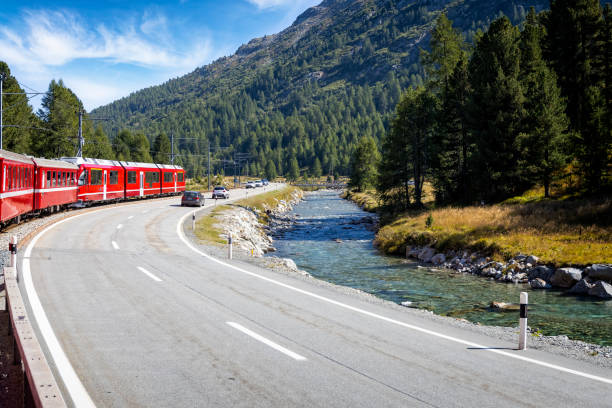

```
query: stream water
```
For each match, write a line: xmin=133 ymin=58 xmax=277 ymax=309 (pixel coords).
xmin=268 ymin=190 xmax=612 ymax=346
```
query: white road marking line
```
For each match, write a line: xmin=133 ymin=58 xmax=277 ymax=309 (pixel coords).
xmin=23 ymin=215 xmax=97 ymax=407
xmin=141 ymin=210 xmax=148 ymax=214
xmin=127 ymin=216 xmax=134 ymax=220
xmin=116 ymin=224 xmax=123 ymax=230
xmin=176 ymin=208 xmax=612 ymax=386
xmin=227 ymin=322 xmax=307 ymax=361
xmin=111 ymin=241 xmax=119 ymax=250
xmin=137 ymin=266 xmax=162 ymax=282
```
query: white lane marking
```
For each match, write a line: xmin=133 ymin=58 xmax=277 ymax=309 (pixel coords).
xmin=227 ymin=322 xmax=307 ymax=361
xmin=23 ymin=216 xmax=97 ymax=408
xmin=127 ymin=216 xmax=134 ymax=220
xmin=176 ymin=207 xmax=612 ymax=386
xmin=141 ymin=210 xmax=148 ymax=214
xmin=137 ymin=266 xmax=162 ymax=282
xmin=116 ymin=224 xmax=123 ymax=230
xmin=111 ymin=241 xmax=119 ymax=250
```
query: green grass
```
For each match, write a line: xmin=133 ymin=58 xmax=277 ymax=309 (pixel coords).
xmin=193 ymin=205 xmax=230 ymax=245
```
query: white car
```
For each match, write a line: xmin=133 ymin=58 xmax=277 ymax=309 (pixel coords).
xmin=212 ymin=186 xmax=230 ymax=199
xmin=245 ymin=181 xmax=256 ymax=189
xmin=255 ymin=180 xmax=263 ymax=187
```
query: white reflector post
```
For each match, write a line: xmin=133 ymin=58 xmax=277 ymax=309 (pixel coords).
xmin=519 ymin=291 xmax=528 ymax=350
xmin=228 ymin=233 xmax=233 ymax=260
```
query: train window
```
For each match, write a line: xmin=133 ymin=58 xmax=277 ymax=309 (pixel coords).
xmin=90 ymin=169 xmax=102 ymax=185
xmin=7 ymin=166 xmax=11 ymax=190
xmin=13 ymin=167 xmax=17 ymax=189
xmin=46 ymin=171 xmax=51 ymax=188
xmin=78 ymin=171 xmax=87 ymax=186
xmin=178 ymin=173 xmax=184 ymax=182
xmin=145 ymin=172 xmax=152 ymax=184
xmin=154 ymin=172 xmax=159 ymax=183
xmin=109 ymin=170 xmax=119 ymax=185
xmin=163 ymin=172 xmax=173 ymax=183
xmin=127 ymin=171 xmax=136 ymax=184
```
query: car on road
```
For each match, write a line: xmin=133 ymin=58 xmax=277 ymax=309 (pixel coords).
xmin=181 ymin=191 xmax=205 ymax=207
xmin=262 ymin=179 xmax=269 ymax=186
xmin=212 ymin=186 xmax=230 ymax=199
xmin=255 ymin=180 xmax=263 ymax=187
xmin=245 ymin=181 xmax=256 ymax=189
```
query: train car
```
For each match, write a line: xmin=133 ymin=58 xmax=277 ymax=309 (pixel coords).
xmin=0 ymin=149 xmax=35 ymax=224
xmin=157 ymin=164 xmax=186 ymax=195
xmin=61 ymin=157 xmax=125 ymax=204
xmin=32 ymin=158 xmax=79 ymax=212
xmin=120 ymin=161 xmax=161 ymax=198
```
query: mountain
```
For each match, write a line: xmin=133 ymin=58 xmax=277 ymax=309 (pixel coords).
xmin=92 ymin=0 xmax=548 ymax=178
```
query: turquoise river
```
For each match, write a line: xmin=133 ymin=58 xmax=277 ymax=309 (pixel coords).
xmin=267 ymin=190 xmax=612 ymax=346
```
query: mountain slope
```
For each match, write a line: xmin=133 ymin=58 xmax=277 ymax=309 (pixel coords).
xmin=93 ymin=0 xmax=547 ymax=178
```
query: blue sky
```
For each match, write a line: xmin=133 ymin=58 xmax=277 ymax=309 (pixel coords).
xmin=0 ymin=0 xmax=320 ymax=111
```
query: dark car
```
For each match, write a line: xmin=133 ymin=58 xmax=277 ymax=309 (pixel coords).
xmin=212 ymin=186 xmax=230 ymax=199
xmin=181 ymin=191 xmax=205 ymax=207
xmin=262 ymin=179 xmax=269 ymax=186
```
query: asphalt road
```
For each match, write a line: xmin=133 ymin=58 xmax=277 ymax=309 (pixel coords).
xmin=19 ymin=184 xmax=612 ymax=407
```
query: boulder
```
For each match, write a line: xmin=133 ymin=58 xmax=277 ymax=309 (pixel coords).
xmin=282 ymin=258 xmax=298 ymax=271
xmin=530 ymin=278 xmax=551 ymax=289
xmin=489 ymin=301 xmax=519 ymax=311
xmin=431 ymin=253 xmax=446 ymax=265
xmin=528 ymin=265 xmax=554 ymax=282
xmin=418 ymin=247 xmax=436 ymax=263
xmin=550 ymin=267 xmax=583 ymax=288
xmin=567 ymin=279 xmax=595 ymax=295
xmin=585 ymin=264 xmax=612 ymax=283
xmin=588 ymin=281 xmax=612 ymax=299
xmin=525 ymin=255 xmax=540 ymax=265
xmin=407 ymin=247 xmax=421 ymax=258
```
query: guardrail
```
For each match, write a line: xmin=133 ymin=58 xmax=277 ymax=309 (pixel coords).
xmin=5 ymin=258 xmax=67 ymax=407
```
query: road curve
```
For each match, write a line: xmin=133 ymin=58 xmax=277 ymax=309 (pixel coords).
xmin=19 ymin=184 xmax=612 ymax=407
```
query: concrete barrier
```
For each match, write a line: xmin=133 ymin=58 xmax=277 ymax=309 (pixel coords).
xmin=4 ymin=266 xmax=67 ymax=407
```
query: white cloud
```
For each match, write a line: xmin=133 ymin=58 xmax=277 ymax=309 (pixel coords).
xmin=247 ymin=0 xmax=308 ymax=10
xmin=0 ymin=9 xmax=212 ymax=71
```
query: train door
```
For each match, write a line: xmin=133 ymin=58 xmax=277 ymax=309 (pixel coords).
xmin=103 ymin=170 xmax=107 ymax=200
xmin=139 ymin=172 xmax=144 ymax=196
xmin=174 ymin=172 xmax=177 ymax=193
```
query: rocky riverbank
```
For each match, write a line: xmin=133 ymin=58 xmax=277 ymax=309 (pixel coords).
xmin=405 ymin=246 xmax=612 ymax=300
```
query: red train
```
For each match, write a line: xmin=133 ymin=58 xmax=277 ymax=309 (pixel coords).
xmin=0 ymin=149 xmax=186 ymax=227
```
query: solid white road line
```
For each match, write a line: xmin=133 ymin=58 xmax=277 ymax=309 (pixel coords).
xmin=116 ymin=224 xmax=123 ymax=230
xmin=23 ymin=215 xmax=98 ymax=408
xmin=111 ymin=241 xmax=119 ymax=250
xmin=177 ymin=209 xmax=612 ymax=386
xmin=227 ymin=322 xmax=307 ymax=361
xmin=127 ymin=216 xmax=134 ymax=220
xmin=137 ymin=266 xmax=163 ymax=282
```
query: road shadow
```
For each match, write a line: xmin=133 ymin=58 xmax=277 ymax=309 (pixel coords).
xmin=467 ymin=347 xmax=516 ymax=351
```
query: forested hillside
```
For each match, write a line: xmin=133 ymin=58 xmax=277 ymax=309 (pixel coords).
xmin=92 ymin=0 xmax=548 ymax=179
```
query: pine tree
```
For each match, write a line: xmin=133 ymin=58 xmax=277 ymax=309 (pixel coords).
xmin=84 ymin=125 xmax=114 ymax=159
xmin=113 ymin=130 xmax=133 ymax=161
xmin=518 ymin=8 xmax=569 ymax=197
xmin=0 ymin=62 xmax=36 ymax=153
xmin=288 ymin=157 xmax=300 ymax=181
xmin=312 ymin=157 xmax=323 ymax=178
xmin=152 ymin=133 xmax=171 ymax=163
xmin=468 ymin=17 xmax=525 ymax=201
xmin=348 ymin=136 xmax=380 ymax=192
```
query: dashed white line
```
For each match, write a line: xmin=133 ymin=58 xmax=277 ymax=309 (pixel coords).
xmin=116 ymin=224 xmax=123 ymax=230
xmin=111 ymin=241 xmax=119 ymax=250
xmin=127 ymin=216 xmax=134 ymax=220
xmin=137 ymin=266 xmax=162 ymax=282
xmin=227 ymin=322 xmax=307 ymax=361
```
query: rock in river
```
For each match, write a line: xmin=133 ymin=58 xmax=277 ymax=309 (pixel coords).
xmin=530 ymin=278 xmax=551 ymax=289
xmin=585 ymin=264 xmax=612 ymax=283
xmin=588 ymin=281 xmax=612 ymax=299
xmin=551 ymin=267 xmax=583 ymax=288
xmin=567 ymin=279 xmax=595 ymax=295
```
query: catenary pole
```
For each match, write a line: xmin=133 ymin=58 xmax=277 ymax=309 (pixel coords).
xmin=0 ymin=73 xmax=4 ymax=150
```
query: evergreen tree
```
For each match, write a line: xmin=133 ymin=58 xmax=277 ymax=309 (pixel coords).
xmin=84 ymin=125 xmax=114 ymax=159
xmin=0 ymin=62 xmax=36 ymax=153
xmin=152 ymin=133 xmax=171 ymax=163
xmin=519 ymin=8 xmax=569 ymax=197
xmin=131 ymin=132 xmax=153 ymax=163
xmin=36 ymin=79 xmax=84 ymax=158
xmin=543 ymin=0 xmax=608 ymax=192
xmin=468 ymin=17 xmax=525 ymax=201
xmin=265 ymin=158 xmax=277 ymax=180
xmin=288 ymin=157 xmax=300 ymax=181
xmin=312 ymin=157 xmax=323 ymax=178
xmin=113 ymin=130 xmax=133 ymax=161
xmin=348 ymin=136 xmax=380 ymax=192
xmin=379 ymin=87 xmax=437 ymax=209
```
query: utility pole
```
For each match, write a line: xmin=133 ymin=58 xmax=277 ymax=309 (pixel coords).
xmin=76 ymin=109 xmax=84 ymax=157
xmin=171 ymin=132 xmax=175 ymax=165
xmin=0 ymin=72 xmax=4 ymax=150
xmin=207 ymin=143 xmax=211 ymax=190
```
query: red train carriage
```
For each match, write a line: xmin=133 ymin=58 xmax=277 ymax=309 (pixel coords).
xmin=0 ymin=150 xmax=35 ymax=224
xmin=157 ymin=164 xmax=186 ymax=195
xmin=120 ymin=161 xmax=161 ymax=198
xmin=61 ymin=157 xmax=125 ymax=204
xmin=32 ymin=158 xmax=78 ymax=212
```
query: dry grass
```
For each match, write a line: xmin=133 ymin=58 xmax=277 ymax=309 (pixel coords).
xmin=342 ymin=189 xmax=381 ymax=212
xmin=237 ymin=186 xmax=301 ymax=223
xmin=193 ymin=205 xmax=230 ymax=245
xmin=375 ymin=198 xmax=612 ymax=266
